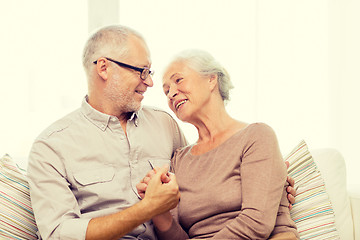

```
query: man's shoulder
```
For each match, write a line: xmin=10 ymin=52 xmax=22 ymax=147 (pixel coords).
xmin=140 ymin=105 xmax=177 ymax=121
xmin=35 ymin=109 xmax=81 ymax=141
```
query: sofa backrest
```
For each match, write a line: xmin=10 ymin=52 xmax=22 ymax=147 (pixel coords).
xmin=311 ymin=148 xmax=354 ymax=240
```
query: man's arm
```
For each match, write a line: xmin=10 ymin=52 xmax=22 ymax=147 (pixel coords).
xmin=85 ymin=197 xmax=151 ymax=239
xmin=28 ymin=141 xmax=90 ymax=240
xmin=86 ymin=166 xmax=180 ymax=240
xmin=28 ymin=139 xmax=179 ymax=240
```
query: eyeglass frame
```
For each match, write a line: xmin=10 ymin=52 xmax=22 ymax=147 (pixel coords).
xmin=93 ymin=57 xmax=154 ymax=80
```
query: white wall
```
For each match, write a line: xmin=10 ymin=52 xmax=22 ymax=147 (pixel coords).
xmin=117 ymin=0 xmax=360 ymax=184
xmin=0 ymin=1 xmax=88 ymax=165
xmin=0 ymin=0 xmax=359 ymax=185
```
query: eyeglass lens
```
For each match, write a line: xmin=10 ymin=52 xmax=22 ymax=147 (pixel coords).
xmin=140 ymin=69 xmax=150 ymax=80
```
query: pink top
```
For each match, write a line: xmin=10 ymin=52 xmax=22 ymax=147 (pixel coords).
xmin=156 ymin=123 xmax=298 ymax=239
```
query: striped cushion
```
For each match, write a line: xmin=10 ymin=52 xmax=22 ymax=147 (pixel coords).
xmin=286 ymin=140 xmax=340 ymax=240
xmin=0 ymin=154 xmax=38 ymax=239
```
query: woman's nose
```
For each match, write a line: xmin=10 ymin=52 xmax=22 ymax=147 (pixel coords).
xmin=168 ymin=86 xmax=178 ymax=99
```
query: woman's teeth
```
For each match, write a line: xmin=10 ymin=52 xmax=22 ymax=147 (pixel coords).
xmin=176 ymin=100 xmax=188 ymax=110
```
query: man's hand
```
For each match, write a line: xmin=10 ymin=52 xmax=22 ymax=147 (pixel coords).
xmin=140 ymin=165 xmax=180 ymax=216
xmin=86 ymin=166 xmax=177 ymax=240
xmin=137 ymin=165 xmax=171 ymax=199
xmin=285 ymin=161 xmax=296 ymax=210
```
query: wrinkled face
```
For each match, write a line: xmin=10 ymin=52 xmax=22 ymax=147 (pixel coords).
xmin=162 ymin=61 xmax=212 ymax=122
xmin=104 ymin=35 xmax=153 ymax=113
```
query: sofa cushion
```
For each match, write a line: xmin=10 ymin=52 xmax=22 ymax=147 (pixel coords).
xmin=311 ymin=148 xmax=354 ymax=240
xmin=0 ymin=154 xmax=38 ymax=239
xmin=285 ymin=140 xmax=340 ymax=239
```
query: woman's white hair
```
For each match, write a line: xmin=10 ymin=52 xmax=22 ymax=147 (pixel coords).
xmin=168 ymin=49 xmax=234 ymax=102
xmin=82 ymin=25 xmax=145 ymax=76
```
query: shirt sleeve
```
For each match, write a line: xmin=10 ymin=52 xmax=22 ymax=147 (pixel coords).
xmin=166 ymin=113 xmax=188 ymax=153
xmin=27 ymin=139 xmax=90 ymax=240
xmin=212 ymin=123 xmax=288 ymax=239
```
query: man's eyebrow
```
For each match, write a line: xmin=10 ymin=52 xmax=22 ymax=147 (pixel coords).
xmin=140 ymin=63 xmax=151 ymax=68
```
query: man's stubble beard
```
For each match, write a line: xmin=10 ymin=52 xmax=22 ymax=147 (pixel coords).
xmin=104 ymin=80 xmax=142 ymax=115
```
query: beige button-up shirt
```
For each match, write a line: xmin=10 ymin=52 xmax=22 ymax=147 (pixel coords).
xmin=27 ymin=97 xmax=187 ymax=240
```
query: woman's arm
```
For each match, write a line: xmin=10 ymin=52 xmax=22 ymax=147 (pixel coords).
xmin=212 ymin=123 xmax=289 ymax=239
xmin=137 ymin=167 xmax=189 ymax=240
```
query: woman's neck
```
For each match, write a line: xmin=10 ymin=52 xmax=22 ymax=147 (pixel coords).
xmin=189 ymin=100 xmax=248 ymax=155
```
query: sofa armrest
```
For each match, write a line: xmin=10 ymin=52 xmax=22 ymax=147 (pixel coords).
xmin=349 ymin=184 xmax=360 ymax=240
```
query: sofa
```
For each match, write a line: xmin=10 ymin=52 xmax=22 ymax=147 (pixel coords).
xmin=0 ymin=140 xmax=359 ymax=239
xmin=310 ymin=148 xmax=359 ymax=239
xmin=284 ymin=141 xmax=360 ymax=240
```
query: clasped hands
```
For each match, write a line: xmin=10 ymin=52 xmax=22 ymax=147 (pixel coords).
xmin=136 ymin=165 xmax=180 ymax=216
xmin=136 ymin=161 xmax=297 ymax=216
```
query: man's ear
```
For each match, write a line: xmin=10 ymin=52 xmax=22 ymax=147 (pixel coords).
xmin=95 ymin=58 xmax=109 ymax=81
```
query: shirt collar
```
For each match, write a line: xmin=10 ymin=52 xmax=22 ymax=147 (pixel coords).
xmin=81 ymin=96 xmax=140 ymax=130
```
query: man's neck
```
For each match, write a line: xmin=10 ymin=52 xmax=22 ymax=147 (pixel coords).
xmin=118 ymin=112 xmax=134 ymax=135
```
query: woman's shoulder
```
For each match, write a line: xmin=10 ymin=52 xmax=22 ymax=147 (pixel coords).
xmin=238 ymin=122 xmax=279 ymax=146
xmin=242 ymin=122 xmax=276 ymax=135
xmin=171 ymin=144 xmax=197 ymax=173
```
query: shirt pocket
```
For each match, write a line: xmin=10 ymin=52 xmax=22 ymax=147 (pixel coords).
xmin=74 ymin=167 xmax=115 ymax=186
xmin=73 ymin=167 xmax=118 ymax=206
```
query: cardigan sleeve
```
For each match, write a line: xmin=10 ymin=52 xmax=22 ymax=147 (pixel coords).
xmin=154 ymin=150 xmax=190 ymax=240
xmin=154 ymin=215 xmax=189 ymax=240
xmin=212 ymin=123 xmax=288 ymax=239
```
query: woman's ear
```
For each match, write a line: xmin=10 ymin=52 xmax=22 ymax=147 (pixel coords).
xmin=208 ymin=74 xmax=218 ymax=92
xmin=95 ymin=58 xmax=109 ymax=81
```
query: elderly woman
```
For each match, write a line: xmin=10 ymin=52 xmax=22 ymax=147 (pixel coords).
xmin=138 ymin=49 xmax=299 ymax=239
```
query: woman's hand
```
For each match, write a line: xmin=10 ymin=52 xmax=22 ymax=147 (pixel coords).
xmin=136 ymin=165 xmax=171 ymax=199
xmin=136 ymin=165 xmax=177 ymax=231
xmin=141 ymin=165 xmax=180 ymax=216
xmin=137 ymin=169 xmax=156 ymax=199
xmin=285 ymin=161 xmax=296 ymax=210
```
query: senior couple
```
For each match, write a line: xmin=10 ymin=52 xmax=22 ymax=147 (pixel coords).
xmin=27 ymin=25 xmax=299 ymax=239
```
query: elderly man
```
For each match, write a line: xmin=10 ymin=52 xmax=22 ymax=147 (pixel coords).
xmin=28 ymin=25 xmax=186 ymax=240
xmin=27 ymin=25 xmax=296 ymax=240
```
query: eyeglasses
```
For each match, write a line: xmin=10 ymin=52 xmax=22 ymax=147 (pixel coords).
xmin=93 ymin=57 xmax=154 ymax=80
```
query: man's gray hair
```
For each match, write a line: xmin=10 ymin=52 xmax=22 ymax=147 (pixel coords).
xmin=82 ymin=25 xmax=145 ymax=76
xmin=168 ymin=49 xmax=234 ymax=102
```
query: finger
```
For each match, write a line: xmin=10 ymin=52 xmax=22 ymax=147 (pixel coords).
xmin=287 ymin=185 xmax=296 ymax=196
xmin=285 ymin=161 xmax=290 ymax=169
xmin=288 ymin=193 xmax=296 ymax=205
xmin=136 ymin=182 xmax=147 ymax=192
xmin=136 ymin=182 xmax=147 ymax=199
xmin=157 ymin=164 xmax=170 ymax=174
xmin=150 ymin=164 xmax=169 ymax=175
xmin=142 ymin=176 xmax=151 ymax=184
xmin=166 ymin=172 xmax=178 ymax=187
xmin=161 ymin=173 xmax=171 ymax=183
xmin=287 ymin=176 xmax=295 ymax=188
xmin=149 ymin=165 xmax=169 ymax=185
xmin=146 ymin=169 xmax=157 ymax=178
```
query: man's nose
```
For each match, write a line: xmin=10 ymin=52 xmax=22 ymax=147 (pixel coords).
xmin=143 ymin=75 xmax=153 ymax=87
